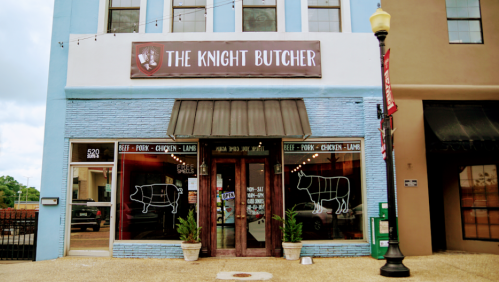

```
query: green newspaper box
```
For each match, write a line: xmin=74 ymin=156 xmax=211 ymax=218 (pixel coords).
xmin=370 ymin=202 xmax=398 ymax=259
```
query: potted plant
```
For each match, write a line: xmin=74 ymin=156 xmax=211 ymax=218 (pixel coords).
xmin=273 ymin=206 xmax=303 ymax=260
xmin=176 ymin=209 xmax=202 ymax=261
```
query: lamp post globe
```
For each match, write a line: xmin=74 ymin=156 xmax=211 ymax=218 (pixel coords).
xmin=370 ymin=6 xmax=410 ymax=278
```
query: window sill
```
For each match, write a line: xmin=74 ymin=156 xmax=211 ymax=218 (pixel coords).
xmin=301 ymin=239 xmax=367 ymax=244
xmin=114 ymin=240 xmax=182 ymax=244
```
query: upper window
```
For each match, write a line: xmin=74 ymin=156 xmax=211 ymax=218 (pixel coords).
xmin=446 ymin=0 xmax=482 ymax=43
xmin=308 ymin=0 xmax=341 ymax=32
xmin=459 ymin=165 xmax=499 ymax=241
xmin=173 ymin=0 xmax=206 ymax=32
xmin=108 ymin=0 xmax=141 ymax=33
xmin=243 ymin=0 xmax=277 ymax=32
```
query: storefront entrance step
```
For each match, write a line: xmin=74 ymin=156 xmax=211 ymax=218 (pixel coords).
xmin=216 ymin=272 xmax=273 ymax=280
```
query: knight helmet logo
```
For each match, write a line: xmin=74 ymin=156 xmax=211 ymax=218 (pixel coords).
xmin=135 ymin=43 xmax=164 ymax=76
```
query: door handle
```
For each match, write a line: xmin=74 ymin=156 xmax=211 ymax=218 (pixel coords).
xmin=241 ymin=215 xmax=245 ymax=219
xmin=236 ymin=215 xmax=241 ymax=218
xmin=241 ymin=202 xmax=245 ymax=205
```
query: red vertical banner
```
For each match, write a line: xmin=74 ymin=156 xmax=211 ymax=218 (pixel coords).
xmin=380 ymin=117 xmax=394 ymax=160
xmin=384 ymin=49 xmax=397 ymax=116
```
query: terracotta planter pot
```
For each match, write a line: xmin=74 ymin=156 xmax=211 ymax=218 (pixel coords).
xmin=181 ymin=242 xmax=202 ymax=261
xmin=282 ymin=242 xmax=303 ymax=260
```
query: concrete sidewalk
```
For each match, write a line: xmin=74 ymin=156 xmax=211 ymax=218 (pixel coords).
xmin=1 ymin=252 xmax=498 ymax=281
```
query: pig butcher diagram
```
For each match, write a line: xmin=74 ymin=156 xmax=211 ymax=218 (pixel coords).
xmin=296 ymin=171 xmax=350 ymax=214
xmin=130 ymin=184 xmax=183 ymax=214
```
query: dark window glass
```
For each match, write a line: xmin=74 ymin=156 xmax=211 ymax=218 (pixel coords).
xmin=116 ymin=146 xmax=197 ymax=240
xmin=246 ymin=163 xmax=265 ymax=248
xmin=216 ymin=163 xmax=236 ymax=249
xmin=284 ymin=142 xmax=363 ymax=240
xmin=459 ymin=165 xmax=499 ymax=241
xmin=108 ymin=0 xmax=140 ymax=34
xmin=243 ymin=8 xmax=276 ymax=32
xmin=72 ymin=143 xmax=115 ymax=163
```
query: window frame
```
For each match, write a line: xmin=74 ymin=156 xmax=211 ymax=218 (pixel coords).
xmin=171 ymin=1 xmax=207 ymax=33
xmin=107 ymin=1 xmax=141 ymax=34
xmin=446 ymin=0 xmax=484 ymax=44
xmin=65 ymin=140 xmax=118 ymax=257
xmin=242 ymin=0 xmax=277 ymax=32
xmin=307 ymin=1 xmax=342 ymax=33
xmin=281 ymin=138 xmax=367 ymax=243
xmin=458 ymin=164 xmax=499 ymax=242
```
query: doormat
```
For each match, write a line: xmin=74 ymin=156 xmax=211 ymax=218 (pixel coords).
xmin=216 ymin=272 xmax=273 ymax=280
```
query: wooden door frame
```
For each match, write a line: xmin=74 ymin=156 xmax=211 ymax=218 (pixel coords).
xmin=199 ymin=138 xmax=283 ymax=258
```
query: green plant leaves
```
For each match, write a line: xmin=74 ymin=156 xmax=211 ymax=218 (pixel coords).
xmin=272 ymin=206 xmax=302 ymax=243
xmin=176 ymin=209 xmax=202 ymax=243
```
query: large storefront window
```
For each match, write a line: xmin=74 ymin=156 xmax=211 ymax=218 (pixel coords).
xmin=460 ymin=164 xmax=499 ymax=241
xmin=284 ymin=141 xmax=363 ymax=240
xmin=116 ymin=143 xmax=198 ymax=240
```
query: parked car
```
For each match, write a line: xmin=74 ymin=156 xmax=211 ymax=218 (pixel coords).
xmin=71 ymin=199 xmax=101 ymax=232
xmin=294 ymin=202 xmax=333 ymax=231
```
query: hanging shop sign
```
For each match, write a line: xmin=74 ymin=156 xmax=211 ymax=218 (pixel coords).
xmin=283 ymin=142 xmax=361 ymax=153
xmin=131 ymin=41 xmax=321 ymax=78
xmin=383 ymin=49 xmax=397 ymax=116
xmin=118 ymin=143 xmax=197 ymax=153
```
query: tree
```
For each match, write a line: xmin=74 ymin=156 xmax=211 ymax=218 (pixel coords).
xmin=0 ymin=175 xmax=40 ymax=208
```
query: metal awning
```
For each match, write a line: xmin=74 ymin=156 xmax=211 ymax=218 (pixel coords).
xmin=166 ymin=99 xmax=312 ymax=139
xmin=424 ymin=103 xmax=499 ymax=142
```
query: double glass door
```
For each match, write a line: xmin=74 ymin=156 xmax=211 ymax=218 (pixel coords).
xmin=212 ymin=158 xmax=271 ymax=257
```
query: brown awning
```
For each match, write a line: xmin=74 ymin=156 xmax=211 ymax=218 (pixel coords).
xmin=167 ymin=99 xmax=312 ymax=139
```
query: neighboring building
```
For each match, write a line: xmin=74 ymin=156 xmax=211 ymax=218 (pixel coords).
xmin=14 ymin=201 xmax=40 ymax=210
xmin=38 ymin=0 xmax=389 ymax=261
xmin=384 ymin=0 xmax=499 ymax=255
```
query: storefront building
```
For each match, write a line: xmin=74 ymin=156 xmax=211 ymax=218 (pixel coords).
xmin=38 ymin=0 xmax=387 ymax=261
xmin=384 ymin=0 xmax=499 ymax=255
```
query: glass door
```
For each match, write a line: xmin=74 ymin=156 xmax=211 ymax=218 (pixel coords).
xmin=213 ymin=159 xmax=240 ymax=256
xmin=212 ymin=158 xmax=270 ymax=257
xmin=241 ymin=158 xmax=271 ymax=257
xmin=67 ymin=166 xmax=113 ymax=256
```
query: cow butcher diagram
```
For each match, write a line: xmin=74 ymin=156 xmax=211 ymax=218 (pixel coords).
xmin=131 ymin=184 xmax=183 ymax=214
xmin=296 ymin=171 xmax=350 ymax=214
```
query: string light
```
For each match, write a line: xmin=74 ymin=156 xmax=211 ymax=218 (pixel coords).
xmin=58 ymin=42 xmax=63 ymax=48
xmin=155 ymin=20 xmax=158 ymax=26
xmin=232 ymin=0 xmax=234 ymax=9
xmin=179 ymin=13 xmax=182 ymax=22
xmin=71 ymin=0 xmax=241 ymax=44
xmin=77 ymin=39 xmax=79 ymax=45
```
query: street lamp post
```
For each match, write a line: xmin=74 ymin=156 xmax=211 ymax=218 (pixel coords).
xmin=17 ymin=191 xmax=22 ymax=209
xmin=370 ymin=6 xmax=410 ymax=277
xmin=25 ymin=176 xmax=31 ymax=210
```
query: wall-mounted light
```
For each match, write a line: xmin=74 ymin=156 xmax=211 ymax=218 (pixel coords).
xmin=274 ymin=163 xmax=282 ymax=174
xmin=200 ymin=159 xmax=208 ymax=176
